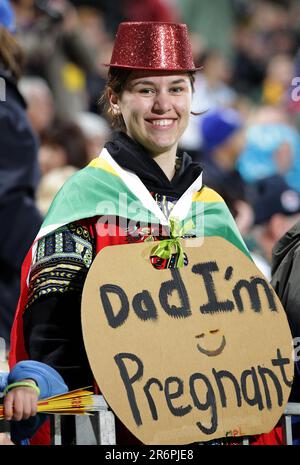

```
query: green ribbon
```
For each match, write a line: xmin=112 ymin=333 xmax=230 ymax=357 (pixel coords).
xmin=150 ymin=218 xmax=195 ymax=268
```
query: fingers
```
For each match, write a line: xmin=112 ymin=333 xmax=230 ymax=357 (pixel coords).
xmin=31 ymin=394 xmax=37 ymax=418
xmin=3 ymin=394 xmax=13 ymax=421
xmin=0 ymin=433 xmax=14 ymax=446
xmin=4 ymin=387 xmax=39 ymax=421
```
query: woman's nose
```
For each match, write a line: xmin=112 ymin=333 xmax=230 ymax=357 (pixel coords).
xmin=152 ymin=92 xmax=172 ymax=114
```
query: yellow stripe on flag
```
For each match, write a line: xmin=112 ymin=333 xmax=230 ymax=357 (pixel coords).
xmin=192 ymin=186 xmax=225 ymax=203
xmin=88 ymin=158 xmax=119 ymax=177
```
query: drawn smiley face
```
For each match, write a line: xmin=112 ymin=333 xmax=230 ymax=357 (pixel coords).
xmin=195 ymin=329 xmax=226 ymax=357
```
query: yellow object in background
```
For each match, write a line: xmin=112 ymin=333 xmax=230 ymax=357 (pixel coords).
xmin=62 ymin=63 xmax=86 ymax=92
xmin=262 ymin=80 xmax=285 ymax=105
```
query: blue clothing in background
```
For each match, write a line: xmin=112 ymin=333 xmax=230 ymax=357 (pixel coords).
xmin=0 ymin=0 xmax=16 ymax=33
xmin=237 ymin=124 xmax=300 ymax=193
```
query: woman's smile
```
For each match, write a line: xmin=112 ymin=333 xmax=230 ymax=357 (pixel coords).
xmin=146 ymin=118 xmax=177 ymax=128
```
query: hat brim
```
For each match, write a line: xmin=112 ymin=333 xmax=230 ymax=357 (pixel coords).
xmin=103 ymin=63 xmax=203 ymax=71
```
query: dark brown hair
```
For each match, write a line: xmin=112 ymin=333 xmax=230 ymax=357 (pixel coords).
xmin=0 ymin=27 xmax=25 ymax=81
xmin=41 ymin=119 xmax=89 ymax=169
xmin=100 ymin=68 xmax=200 ymax=129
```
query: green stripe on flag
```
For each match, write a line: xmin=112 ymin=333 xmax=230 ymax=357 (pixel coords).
xmin=42 ymin=165 xmax=160 ymax=230
xmin=202 ymin=201 xmax=251 ymax=259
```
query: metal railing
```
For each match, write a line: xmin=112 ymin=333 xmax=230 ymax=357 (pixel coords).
xmin=281 ymin=402 xmax=300 ymax=445
xmin=50 ymin=395 xmax=116 ymax=445
xmin=49 ymin=397 xmax=300 ymax=445
xmin=1 ymin=396 xmax=300 ymax=445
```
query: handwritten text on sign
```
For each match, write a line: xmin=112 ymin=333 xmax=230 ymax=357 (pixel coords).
xmin=82 ymin=238 xmax=293 ymax=444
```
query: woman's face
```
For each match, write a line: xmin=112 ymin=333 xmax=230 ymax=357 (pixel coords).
xmin=110 ymin=71 xmax=192 ymax=155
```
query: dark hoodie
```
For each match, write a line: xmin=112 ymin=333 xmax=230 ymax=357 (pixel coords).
xmin=0 ymin=68 xmax=42 ymax=344
xmin=271 ymin=220 xmax=300 ymax=340
xmin=105 ymin=131 xmax=203 ymax=198
xmin=271 ymin=220 xmax=300 ymax=402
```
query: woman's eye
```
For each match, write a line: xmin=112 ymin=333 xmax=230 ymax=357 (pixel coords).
xmin=139 ymin=88 xmax=155 ymax=94
xmin=170 ymin=87 xmax=183 ymax=93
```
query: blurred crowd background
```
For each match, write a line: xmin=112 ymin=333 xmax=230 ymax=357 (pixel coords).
xmin=1 ymin=0 xmax=300 ymax=346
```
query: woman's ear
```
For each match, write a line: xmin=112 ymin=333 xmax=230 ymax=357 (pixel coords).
xmin=108 ymin=89 xmax=120 ymax=115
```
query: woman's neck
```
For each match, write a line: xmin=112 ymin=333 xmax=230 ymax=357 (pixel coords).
xmin=151 ymin=148 xmax=177 ymax=181
xmin=120 ymin=131 xmax=178 ymax=181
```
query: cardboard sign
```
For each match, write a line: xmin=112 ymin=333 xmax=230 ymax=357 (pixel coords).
xmin=81 ymin=238 xmax=293 ymax=444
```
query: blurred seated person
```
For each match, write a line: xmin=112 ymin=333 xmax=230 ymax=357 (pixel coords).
xmin=18 ymin=76 xmax=55 ymax=137
xmin=200 ymin=108 xmax=247 ymax=201
xmin=262 ymin=54 xmax=295 ymax=107
xmin=179 ymin=49 xmax=237 ymax=161
xmin=11 ymin=0 xmax=100 ymax=118
xmin=237 ymin=108 xmax=300 ymax=194
xmin=246 ymin=175 xmax=300 ymax=280
xmin=74 ymin=111 xmax=110 ymax=162
xmin=36 ymin=166 xmax=77 ymax=217
xmin=39 ymin=118 xmax=89 ymax=175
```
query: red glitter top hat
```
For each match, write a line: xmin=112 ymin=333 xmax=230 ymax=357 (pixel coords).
xmin=106 ymin=22 xmax=199 ymax=71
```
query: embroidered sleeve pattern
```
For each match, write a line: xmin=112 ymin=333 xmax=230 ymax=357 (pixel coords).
xmin=26 ymin=223 xmax=95 ymax=309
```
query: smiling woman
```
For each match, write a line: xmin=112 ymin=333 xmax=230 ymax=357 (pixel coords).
xmin=9 ymin=21 xmax=257 ymax=445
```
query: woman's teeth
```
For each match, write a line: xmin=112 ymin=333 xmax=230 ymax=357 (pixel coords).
xmin=151 ymin=119 xmax=174 ymax=126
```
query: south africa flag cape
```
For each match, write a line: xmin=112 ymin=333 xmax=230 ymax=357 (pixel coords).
xmin=9 ymin=148 xmax=250 ymax=367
